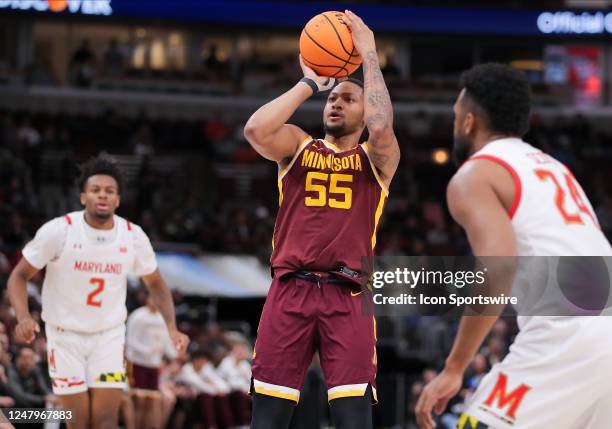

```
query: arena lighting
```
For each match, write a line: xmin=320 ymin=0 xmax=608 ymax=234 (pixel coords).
xmin=0 ymin=0 xmax=113 ymax=16
xmin=510 ymin=60 xmax=545 ymax=71
xmin=537 ymin=11 xmax=612 ymax=34
xmin=432 ymin=149 xmax=449 ymax=165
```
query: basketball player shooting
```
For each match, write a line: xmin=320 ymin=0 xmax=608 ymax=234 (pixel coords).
xmin=7 ymin=155 xmax=189 ymax=429
xmin=244 ymin=10 xmax=400 ymax=429
xmin=415 ymin=64 xmax=612 ymax=429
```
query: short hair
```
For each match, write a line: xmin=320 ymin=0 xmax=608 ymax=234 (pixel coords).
xmin=335 ymin=77 xmax=364 ymax=90
xmin=16 ymin=345 xmax=34 ymax=357
xmin=190 ymin=348 xmax=212 ymax=361
xmin=77 ymin=154 xmax=124 ymax=194
xmin=460 ymin=63 xmax=531 ymax=137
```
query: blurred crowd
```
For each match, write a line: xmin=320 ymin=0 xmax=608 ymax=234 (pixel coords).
xmin=1 ymin=100 xmax=612 ymax=427
xmin=405 ymin=318 xmax=518 ymax=428
xmin=0 ymin=282 xmax=253 ymax=429
xmin=1 ymin=107 xmax=612 ymax=264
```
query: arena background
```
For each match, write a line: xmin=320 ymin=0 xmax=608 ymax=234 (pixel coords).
xmin=0 ymin=0 xmax=612 ymax=428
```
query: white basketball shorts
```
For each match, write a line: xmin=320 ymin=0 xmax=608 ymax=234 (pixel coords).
xmin=45 ymin=323 xmax=126 ymax=395
xmin=459 ymin=317 xmax=612 ymax=429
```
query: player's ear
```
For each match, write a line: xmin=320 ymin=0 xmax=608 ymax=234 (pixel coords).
xmin=79 ymin=192 xmax=86 ymax=206
xmin=115 ymin=196 xmax=121 ymax=208
xmin=464 ymin=112 xmax=475 ymax=135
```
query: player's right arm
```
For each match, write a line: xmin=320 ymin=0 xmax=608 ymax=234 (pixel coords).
xmin=243 ymin=56 xmax=331 ymax=164
xmin=8 ymin=218 xmax=65 ymax=343
xmin=7 ymin=259 xmax=40 ymax=343
xmin=416 ymin=160 xmax=517 ymax=429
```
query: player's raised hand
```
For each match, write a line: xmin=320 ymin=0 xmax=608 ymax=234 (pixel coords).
xmin=415 ymin=367 xmax=462 ymax=429
xmin=14 ymin=316 xmax=39 ymax=344
xmin=299 ymin=55 xmax=335 ymax=91
xmin=343 ymin=10 xmax=376 ymax=57
xmin=169 ymin=329 xmax=190 ymax=353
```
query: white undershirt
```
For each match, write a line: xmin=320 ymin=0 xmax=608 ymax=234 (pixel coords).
xmin=82 ymin=215 xmax=118 ymax=245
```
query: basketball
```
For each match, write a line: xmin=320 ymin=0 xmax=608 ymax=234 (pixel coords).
xmin=299 ymin=11 xmax=362 ymax=78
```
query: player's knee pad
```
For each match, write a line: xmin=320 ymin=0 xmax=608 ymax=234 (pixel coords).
xmin=458 ymin=413 xmax=490 ymax=429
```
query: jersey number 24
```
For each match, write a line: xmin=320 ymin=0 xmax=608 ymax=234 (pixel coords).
xmin=535 ymin=169 xmax=598 ymax=226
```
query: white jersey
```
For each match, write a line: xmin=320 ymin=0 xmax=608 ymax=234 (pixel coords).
xmin=126 ymin=306 xmax=176 ymax=368
xmin=471 ymin=138 xmax=612 ymax=257
xmin=461 ymin=141 xmax=612 ymax=428
xmin=23 ymin=211 xmax=157 ymax=333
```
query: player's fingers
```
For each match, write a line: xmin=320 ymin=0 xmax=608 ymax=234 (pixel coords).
xmin=299 ymin=55 xmax=315 ymax=74
xmin=415 ymin=390 xmax=436 ymax=429
xmin=346 ymin=10 xmax=365 ymax=26
xmin=343 ymin=10 xmax=354 ymax=26
xmin=175 ymin=337 xmax=187 ymax=351
xmin=434 ymin=396 xmax=450 ymax=415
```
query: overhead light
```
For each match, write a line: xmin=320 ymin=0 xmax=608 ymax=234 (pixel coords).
xmin=432 ymin=149 xmax=449 ymax=165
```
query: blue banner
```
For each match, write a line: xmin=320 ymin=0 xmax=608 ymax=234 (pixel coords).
xmin=1 ymin=0 xmax=611 ymax=36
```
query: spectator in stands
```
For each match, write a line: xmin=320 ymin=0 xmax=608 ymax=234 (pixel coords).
xmin=103 ymin=38 xmax=125 ymax=78
xmin=70 ymin=38 xmax=96 ymax=87
xmin=159 ymin=358 xmax=196 ymax=429
xmin=203 ymin=45 xmax=222 ymax=76
xmin=483 ymin=336 xmax=506 ymax=367
xmin=464 ymin=353 xmax=488 ymax=390
xmin=217 ymin=333 xmax=251 ymax=427
xmin=6 ymin=345 xmax=57 ymax=408
xmin=0 ymin=363 xmax=15 ymax=408
xmin=126 ymin=289 xmax=177 ymax=429
xmin=178 ymin=349 xmax=234 ymax=429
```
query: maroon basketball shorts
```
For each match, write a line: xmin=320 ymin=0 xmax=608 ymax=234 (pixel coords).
xmin=129 ymin=362 xmax=160 ymax=391
xmin=251 ymin=275 xmax=377 ymax=404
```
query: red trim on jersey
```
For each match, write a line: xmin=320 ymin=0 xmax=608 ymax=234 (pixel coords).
xmin=127 ymin=221 xmax=132 ymax=231
xmin=65 ymin=215 xmax=72 ymax=225
xmin=470 ymin=154 xmax=522 ymax=219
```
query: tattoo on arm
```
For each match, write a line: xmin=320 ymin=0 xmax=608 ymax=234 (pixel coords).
xmin=362 ymin=51 xmax=393 ymax=138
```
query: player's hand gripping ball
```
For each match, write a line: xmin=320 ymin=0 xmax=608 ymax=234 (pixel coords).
xmin=299 ymin=11 xmax=362 ymax=78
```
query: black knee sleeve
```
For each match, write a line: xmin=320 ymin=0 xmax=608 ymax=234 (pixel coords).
xmin=250 ymin=393 xmax=295 ymax=429
xmin=329 ymin=384 xmax=373 ymax=429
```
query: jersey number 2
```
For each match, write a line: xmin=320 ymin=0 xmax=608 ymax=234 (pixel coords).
xmin=87 ymin=278 xmax=105 ymax=307
xmin=534 ymin=169 xmax=597 ymax=226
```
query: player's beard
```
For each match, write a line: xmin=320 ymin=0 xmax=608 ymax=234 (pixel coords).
xmin=90 ymin=209 xmax=113 ymax=221
xmin=452 ymin=130 xmax=473 ymax=167
xmin=324 ymin=120 xmax=349 ymax=138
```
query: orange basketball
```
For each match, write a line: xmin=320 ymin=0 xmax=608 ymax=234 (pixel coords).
xmin=48 ymin=0 xmax=68 ymax=12
xmin=299 ymin=11 xmax=362 ymax=78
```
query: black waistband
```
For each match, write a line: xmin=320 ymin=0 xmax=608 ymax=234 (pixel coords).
xmin=291 ymin=270 xmax=356 ymax=286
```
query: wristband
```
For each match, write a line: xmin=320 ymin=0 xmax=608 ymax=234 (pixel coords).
xmin=300 ymin=77 xmax=335 ymax=94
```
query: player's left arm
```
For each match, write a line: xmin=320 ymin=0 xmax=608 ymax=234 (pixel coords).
xmin=141 ymin=269 xmax=189 ymax=353
xmin=133 ymin=225 xmax=189 ymax=353
xmin=415 ymin=161 xmax=517 ymax=429
xmin=345 ymin=10 xmax=400 ymax=186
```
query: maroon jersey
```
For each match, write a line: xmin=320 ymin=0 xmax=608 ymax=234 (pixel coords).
xmin=271 ymin=137 xmax=388 ymax=278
